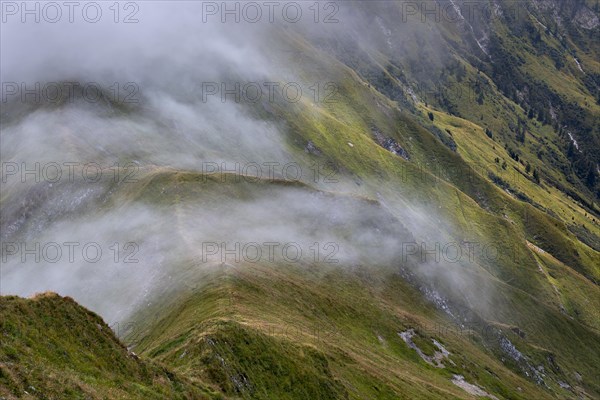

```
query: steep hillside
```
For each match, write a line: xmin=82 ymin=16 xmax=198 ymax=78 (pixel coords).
xmin=1 ymin=1 xmax=599 ymax=399
xmin=0 ymin=293 xmax=219 ymax=399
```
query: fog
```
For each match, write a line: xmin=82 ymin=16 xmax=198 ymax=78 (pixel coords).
xmin=1 ymin=1 xmax=495 ymax=327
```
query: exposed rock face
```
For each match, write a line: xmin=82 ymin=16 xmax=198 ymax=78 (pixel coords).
xmin=574 ymin=5 xmax=600 ymax=29
xmin=304 ymin=140 xmax=322 ymax=156
xmin=398 ymin=329 xmax=452 ymax=368
xmin=451 ymin=374 xmax=499 ymax=399
xmin=372 ymin=129 xmax=410 ymax=160
xmin=531 ymin=0 xmax=599 ymax=30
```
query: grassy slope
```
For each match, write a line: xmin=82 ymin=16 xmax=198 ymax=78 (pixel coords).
xmin=114 ymin=167 xmax=599 ymax=399
xmin=0 ymin=293 xmax=219 ymax=400
xmin=3 ymin=39 xmax=599 ymax=398
xmin=129 ymin=262 xmax=557 ymax=400
xmin=3 ymin=3 xmax=599 ymax=399
xmin=320 ymin=0 xmax=600 ymax=237
xmin=107 ymin=23 xmax=599 ymax=398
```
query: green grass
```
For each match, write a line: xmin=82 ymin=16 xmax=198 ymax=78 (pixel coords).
xmin=0 ymin=293 xmax=220 ymax=399
xmin=3 ymin=3 xmax=600 ymax=399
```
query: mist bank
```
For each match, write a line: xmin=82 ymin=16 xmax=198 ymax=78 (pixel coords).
xmin=1 ymin=1 xmax=500 ymax=328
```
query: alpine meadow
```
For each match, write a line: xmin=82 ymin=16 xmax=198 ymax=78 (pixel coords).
xmin=0 ymin=1 xmax=599 ymax=399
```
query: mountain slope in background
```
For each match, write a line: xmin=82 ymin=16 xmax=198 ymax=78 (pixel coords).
xmin=1 ymin=1 xmax=599 ymax=399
